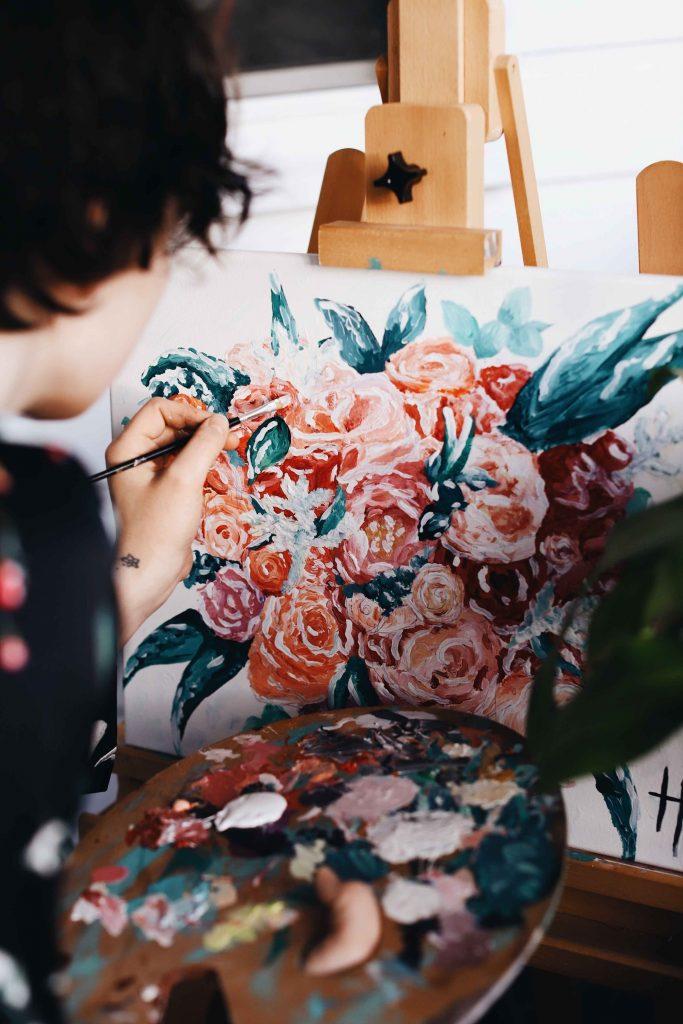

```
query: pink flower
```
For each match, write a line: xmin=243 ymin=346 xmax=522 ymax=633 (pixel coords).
xmin=409 ymin=564 xmax=464 ymax=625
xmin=198 ymin=565 xmax=265 ymax=643
xmin=200 ymin=492 xmax=253 ymax=563
xmin=71 ymin=884 xmax=128 ymax=938
xmin=386 ymin=338 xmax=476 ymax=396
xmin=291 ymin=371 xmax=417 ymax=469
xmin=131 ymin=894 xmax=176 ymax=948
xmin=336 ymin=448 xmax=433 ymax=585
xmin=359 ymin=609 xmax=500 ymax=710
xmin=443 ymin=434 xmax=549 ymax=564
xmin=406 ymin=386 xmax=505 ymax=440
xmin=346 ymin=593 xmax=383 ymax=632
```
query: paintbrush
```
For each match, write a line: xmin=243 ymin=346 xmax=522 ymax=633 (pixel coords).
xmin=90 ymin=395 xmax=292 ymax=483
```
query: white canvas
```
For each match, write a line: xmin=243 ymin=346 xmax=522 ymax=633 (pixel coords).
xmin=113 ymin=250 xmax=683 ymax=871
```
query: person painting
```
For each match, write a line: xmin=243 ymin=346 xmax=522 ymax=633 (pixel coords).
xmin=0 ymin=2 xmax=248 ymax=1020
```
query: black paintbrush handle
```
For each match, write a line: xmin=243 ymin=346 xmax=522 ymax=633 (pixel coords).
xmin=90 ymin=414 xmax=241 ymax=484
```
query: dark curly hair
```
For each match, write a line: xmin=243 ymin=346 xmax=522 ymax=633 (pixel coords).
xmin=0 ymin=0 xmax=251 ymax=330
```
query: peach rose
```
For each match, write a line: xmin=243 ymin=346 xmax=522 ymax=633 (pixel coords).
xmin=200 ymin=491 xmax=253 ymax=563
xmin=248 ymin=586 xmax=354 ymax=707
xmin=386 ymin=338 xmax=476 ymax=396
xmin=246 ymin=547 xmax=293 ymax=596
xmin=409 ymin=564 xmax=464 ymax=625
xmin=336 ymin=449 xmax=433 ymax=585
xmin=359 ymin=608 xmax=500 ymax=711
xmin=204 ymin=451 xmax=248 ymax=496
xmin=198 ymin=566 xmax=265 ymax=644
xmin=443 ymin=434 xmax=549 ymax=564
xmin=345 ymin=593 xmax=383 ymax=632
xmin=290 ymin=372 xmax=416 ymax=468
xmin=405 ymin=385 xmax=505 ymax=441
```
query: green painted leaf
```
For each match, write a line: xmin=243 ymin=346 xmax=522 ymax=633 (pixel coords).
xmin=594 ymin=769 xmax=638 ymax=862
xmin=123 ymin=610 xmax=208 ymax=688
xmin=418 ymin=482 xmax=467 ymax=540
xmin=328 ymin=656 xmax=378 ymax=709
xmin=171 ymin=638 xmax=252 ymax=752
xmin=270 ymin=274 xmax=300 ymax=355
xmin=246 ymin=416 xmax=291 ymax=483
xmin=183 ymin=551 xmax=229 ymax=589
xmin=508 ymin=323 xmax=545 ymax=357
xmin=503 ymin=286 xmax=683 ymax=451
xmin=442 ymin=300 xmax=480 ymax=349
xmin=244 ymin=704 xmax=291 ymax=731
xmin=498 ymin=287 xmax=532 ymax=329
xmin=476 ymin=320 xmax=510 ymax=358
xmin=382 ymin=285 xmax=427 ymax=359
xmin=426 ymin=409 xmax=476 ymax=484
xmin=141 ymin=348 xmax=250 ymax=414
xmin=342 ymin=553 xmax=430 ymax=616
xmin=315 ymin=486 xmax=347 ymax=537
xmin=315 ymin=298 xmax=383 ymax=374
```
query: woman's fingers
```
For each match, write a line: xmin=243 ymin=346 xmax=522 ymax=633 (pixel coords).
xmin=166 ymin=415 xmax=238 ymax=492
xmin=106 ymin=397 xmax=210 ymax=465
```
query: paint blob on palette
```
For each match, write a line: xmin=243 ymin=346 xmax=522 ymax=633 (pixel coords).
xmin=60 ymin=709 xmax=565 ymax=1024
xmin=112 ymin=251 xmax=683 ymax=870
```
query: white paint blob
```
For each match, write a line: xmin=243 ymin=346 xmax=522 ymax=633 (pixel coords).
xmin=456 ymin=778 xmax=522 ymax=810
xmin=141 ymin=985 xmax=160 ymax=1003
xmin=381 ymin=876 xmax=443 ymax=924
xmin=443 ymin=743 xmax=474 ymax=759
xmin=0 ymin=950 xmax=30 ymax=1010
xmin=22 ymin=819 xmax=71 ymax=877
xmin=202 ymin=748 xmax=238 ymax=762
xmin=290 ymin=839 xmax=327 ymax=881
xmin=367 ymin=811 xmax=473 ymax=864
xmin=214 ymin=791 xmax=287 ymax=832
xmin=324 ymin=714 xmax=393 ymax=732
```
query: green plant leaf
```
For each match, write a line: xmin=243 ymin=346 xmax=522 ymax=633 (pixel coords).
xmin=426 ymin=409 xmax=476 ymax=484
xmin=314 ymin=298 xmax=383 ymax=374
xmin=171 ymin=638 xmax=252 ymax=752
xmin=442 ymin=300 xmax=480 ymax=349
xmin=382 ymin=285 xmax=427 ymax=360
xmin=246 ymin=416 xmax=292 ymax=483
xmin=270 ymin=274 xmax=300 ymax=355
xmin=598 ymin=493 xmax=683 ymax=570
xmin=141 ymin=348 xmax=250 ymax=414
xmin=123 ymin=610 xmax=208 ymax=688
xmin=315 ymin=486 xmax=347 ymax=537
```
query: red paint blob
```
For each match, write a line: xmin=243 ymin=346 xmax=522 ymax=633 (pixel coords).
xmin=0 ymin=635 xmax=30 ymax=673
xmin=0 ymin=560 xmax=26 ymax=611
xmin=92 ymin=865 xmax=130 ymax=885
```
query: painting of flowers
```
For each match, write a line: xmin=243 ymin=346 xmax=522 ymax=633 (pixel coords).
xmin=114 ymin=252 xmax=683 ymax=870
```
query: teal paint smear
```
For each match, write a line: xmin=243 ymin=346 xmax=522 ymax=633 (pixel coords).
xmin=286 ymin=721 xmax=325 ymax=744
xmin=369 ymin=258 xmax=382 ymax=270
xmin=594 ymin=767 xmax=639 ymax=861
xmin=141 ymin=347 xmax=249 ymax=413
xmin=626 ymin=486 xmax=651 ymax=516
xmin=568 ymin=849 xmax=597 ymax=862
xmin=65 ymin=929 xmax=107 ymax=1018
xmin=304 ymin=994 xmax=336 ymax=1023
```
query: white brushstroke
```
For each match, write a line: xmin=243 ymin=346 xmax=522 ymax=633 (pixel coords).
xmin=381 ymin=876 xmax=443 ymax=924
xmin=368 ymin=811 xmax=473 ymax=864
xmin=214 ymin=792 xmax=287 ymax=832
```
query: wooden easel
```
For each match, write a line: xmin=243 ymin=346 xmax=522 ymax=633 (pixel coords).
xmin=308 ymin=0 xmax=547 ymax=275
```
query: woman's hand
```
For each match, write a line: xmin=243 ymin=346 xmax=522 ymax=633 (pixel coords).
xmin=107 ymin=397 xmax=238 ymax=644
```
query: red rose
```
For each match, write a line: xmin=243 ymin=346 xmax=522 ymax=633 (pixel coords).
xmin=538 ymin=432 xmax=634 ymax=576
xmin=461 ymin=556 xmax=547 ymax=632
xmin=479 ymin=365 xmax=532 ymax=412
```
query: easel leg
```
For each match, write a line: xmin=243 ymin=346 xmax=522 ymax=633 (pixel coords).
xmin=495 ymin=54 xmax=548 ymax=268
xmin=307 ymin=149 xmax=366 ymax=255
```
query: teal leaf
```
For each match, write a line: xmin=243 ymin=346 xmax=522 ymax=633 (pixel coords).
xmin=244 ymin=704 xmax=291 ymax=731
xmin=594 ymin=769 xmax=639 ymax=862
xmin=498 ymin=287 xmax=532 ymax=329
xmin=315 ymin=486 xmax=347 ymax=538
xmin=270 ymin=274 xmax=300 ymax=356
xmin=503 ymin=286 xmax=683 ymax=450
xmin=381 ymin=285 xmax=427 ymax=359
xmin=508 ymin=323 xmax=545 ymax=357
xmin=626 ymin=486 xmax=651 ymax=517
xmin=328 ymin=656 xmax=378 ymax=709
xmin=419 ymin=483 xmax=467 ymax=540
xmin=171 ymin=638 xmax=252 ymax=752
xmin=476 ymin=320 xmax=510 ymax=358
xmin=314 ymin=298 xmax=383 ymax=373
xmin=426 ymin=410 xmax=476 ymax=484
xmin=141 ymin=348 xmax=250 ymax=414
xmin=123 ymin=610 xmax=208 ymax=688
xmin=246 ymin=416 xmax=291 ymax=484
xmin=459 ymin=468 xmax=497 ymax=492
xmin=183 ymin=551 xmax=229 ymax=589
xmin=442 ymin=301 xmax=480 ymax=349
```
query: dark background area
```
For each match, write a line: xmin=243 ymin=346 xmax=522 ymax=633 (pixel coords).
xmin=231 ymin=0 xmax=388 ymax=71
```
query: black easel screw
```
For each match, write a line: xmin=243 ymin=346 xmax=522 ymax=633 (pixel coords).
xmin=374 ymin=151 xmax=428 ymax=204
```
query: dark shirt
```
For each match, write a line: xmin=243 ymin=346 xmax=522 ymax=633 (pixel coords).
xmin=0 ymin=442 xmax=117 ymax=1024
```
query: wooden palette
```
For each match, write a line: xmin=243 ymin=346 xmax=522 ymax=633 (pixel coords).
xmin=60 ymin=708 xmax=565 ymax=1024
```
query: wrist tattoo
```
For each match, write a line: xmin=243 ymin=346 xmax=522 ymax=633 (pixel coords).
xmin=119 ymin=553 xmax=140 ymax=569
